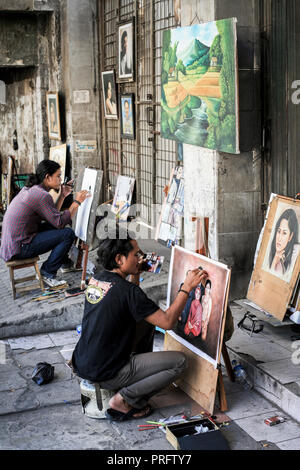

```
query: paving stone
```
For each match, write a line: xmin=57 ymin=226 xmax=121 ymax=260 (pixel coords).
xmin=0 ymin=370 xmax=27 ymax=392
xmin=276 ymin=437 xmax=300 ymax=450
xmin=7 ymin=334 xmax=54 ymax=350
xmin=257 ymin=358 xmax=300 ymax=385
xmin=48 ymin=330 xmax=80 ymax=346
xmin=226 ymin=390 xmax=278 ymax=420
xmin=0 ymin=388 xmax=40 ymax=415
xmin=31 ymin=378 xmax=80 ymax=407
xmin=59 ymin=344 xmax=75 ymax=361
xmin=234 ymin=412 xmax=300 ymax=443
xmin=14 ymin=348 xmax=64 ymax=369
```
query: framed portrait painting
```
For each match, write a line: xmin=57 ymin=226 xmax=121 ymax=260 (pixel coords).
xmin=46 ymin=92 xmax=61 ymax=140
xmin=247 ymin=195 xmax=300 ymax=320
xmin=120 ymin=94 xmax=135 ymax=139
xmin=117 ymin=19 xmax=135 ymax=81
xmin=101 ymin=71 xmax=118 ymax=120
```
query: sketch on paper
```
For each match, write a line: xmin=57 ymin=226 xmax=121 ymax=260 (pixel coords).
xmin=156 ymin=166 xmax=184 ymax=246
xmin=167 ymin=246 xmax=230 ymax=367
xmin=75 ymin=168 xmax=98 ymax=242
xmin=161 ymin=18 xmax=239 ymax=153
xmin=111 ymin=175 xmax=135 ymax=221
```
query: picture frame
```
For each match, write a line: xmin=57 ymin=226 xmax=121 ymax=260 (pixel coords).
xmin=46 ymin=92 xmax=61 ymax=140
xmin=101 ymin=70 xmax=118 ymax=120
xmin=117 ymin=18 xmax=135 ymax=82
xmin=120 ymin=93 xmax=135 ymax=139
xmin=247 ymin=195 xmax=300 ymax=320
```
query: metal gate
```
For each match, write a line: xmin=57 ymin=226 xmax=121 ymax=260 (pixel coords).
xmin=261 ymin=0 xmax=300 ymax=201
xmin=99 ymin=0 xmax=178 ymax=226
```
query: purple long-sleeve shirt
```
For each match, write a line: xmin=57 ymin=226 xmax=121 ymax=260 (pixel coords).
xmin=0 ymin=185 xmax=72 ymax=262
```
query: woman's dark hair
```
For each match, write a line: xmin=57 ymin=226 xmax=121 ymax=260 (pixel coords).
xmin=121 ymin=30 xmax=128 ymax=59
xmin=97 ymin=227 xmax=134 ymax=270
xmin=205 ymin=280 xmax=212 ymax=289
xmin=26 ymin=160 xmax=61 ymax=188
xmin=269 ymin=208 xmax=299 ymax=272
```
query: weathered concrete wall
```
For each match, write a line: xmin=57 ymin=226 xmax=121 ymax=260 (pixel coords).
xmin=61 ymin=0 xmax=101 ymax=181
xmin=183 ymin=0 xmax=262 ymax=299
xmin=0 ymin=8 xmax=61 ymax=174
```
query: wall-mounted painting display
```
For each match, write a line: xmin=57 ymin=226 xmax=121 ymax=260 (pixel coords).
xmin=167 ymin=246 xmax=231 ymax=368
xmin=120 ymin=94 xmax=135 ymax=139
xmin=161 ymin=18 xmax=239 ymax=154
xmin=247 ymin=195 xmax=300 ymax=321
xmin=111 ymin=175 xmax=135 ymax=221
xmin=117 ymin=19 xmax=135 ymax=82
xmin=46 ymin=92 xmax=61 ymax=140
xmin=155 ymin=166 xmax=184 ymax=246
xmin=49 ymin=144 xmax=67 ymax=203
xmin=101 ymin=71 xmax=118 ymax=119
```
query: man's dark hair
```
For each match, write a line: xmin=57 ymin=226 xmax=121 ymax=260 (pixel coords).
xmin=97 ymin=227 xmax=134 ymax=270
xmin=26 ymin=159 xmax=60 ymax=188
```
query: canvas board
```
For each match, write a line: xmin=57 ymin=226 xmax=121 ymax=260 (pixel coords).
xmin=247 ymin=195 xmax=300 ymax=321
xmin=161 ymin=18 xmax=239 ymax=154
xmin=74 ymin=169 xmax=98 ymax=242
xmin=155 ymin=166 xmax=184 ymax=246
xmin=166 ymin=246 xmax=230 ymax=368
xmin=111 ymin=175 xmax=135 ymax=221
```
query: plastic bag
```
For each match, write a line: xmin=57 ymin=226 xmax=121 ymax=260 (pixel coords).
xmin=31 ymin=362 xmax=54 ymax=386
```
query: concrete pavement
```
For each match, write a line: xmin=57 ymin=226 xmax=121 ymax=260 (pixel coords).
xmin=0 ymin=239 xmax=299 ymax=450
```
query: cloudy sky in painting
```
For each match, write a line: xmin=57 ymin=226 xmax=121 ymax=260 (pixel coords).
xmin=171 ymin=21 xmax=219 ymax=54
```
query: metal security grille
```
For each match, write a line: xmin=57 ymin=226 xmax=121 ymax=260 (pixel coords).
xmin=99 ymin=0 xmax=178 ymax=225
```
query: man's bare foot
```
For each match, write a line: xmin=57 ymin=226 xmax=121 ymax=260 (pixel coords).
xmin=109 ymin=393 xmax=151 ymax=418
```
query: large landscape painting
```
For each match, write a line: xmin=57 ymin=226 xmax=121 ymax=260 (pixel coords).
xmin=161 ymin=18 xmax=239 ymax=154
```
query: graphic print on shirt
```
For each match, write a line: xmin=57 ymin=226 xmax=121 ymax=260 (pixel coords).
xmin=85 ymin=278 xmax=113 ymax=304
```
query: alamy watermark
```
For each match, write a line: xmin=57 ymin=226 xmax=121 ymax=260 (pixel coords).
xmin=291 ymin=81 xmax=300 ymax=104
xmin=291 ymin=340 xmax=300 ymax=365
xmin=0 ymin=341 xmax=6 ymax=364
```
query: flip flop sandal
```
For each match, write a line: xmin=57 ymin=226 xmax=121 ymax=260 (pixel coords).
xmin=105 ymin=405 xmax=152 ymax=422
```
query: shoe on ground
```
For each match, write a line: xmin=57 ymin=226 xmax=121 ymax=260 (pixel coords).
xmin=42 ymin=275 xmax=67 ymax=288
xmin=60 ymin=261 xmax=82 ymax=273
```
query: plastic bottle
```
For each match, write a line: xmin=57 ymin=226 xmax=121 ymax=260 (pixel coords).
xmin=76 ymin=324 xmax=82 ymax=335
xmin=232 ymin=360 xmax=253 ymax=390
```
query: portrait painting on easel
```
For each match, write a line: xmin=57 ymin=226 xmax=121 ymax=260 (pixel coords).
xmin=167 ymin=246 xmax=230 ymax=367
xmin=247 ymin=195 xmax=300 ymax=321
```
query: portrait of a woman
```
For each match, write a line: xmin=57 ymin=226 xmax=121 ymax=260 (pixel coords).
xmin=184 ymin=286 xmax=202 ymax=337
xmin=105 ymin=81 xmax=117 ymax=116
xmin=201 ymin=280 xmax=213 ymax=341
xmin=268 ymin=208 xmax=299 ymax=277
xmin=102 ymin=71 xmax=118 ymax=119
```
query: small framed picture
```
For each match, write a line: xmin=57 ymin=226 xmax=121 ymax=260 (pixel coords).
xmin=117 ymin=18 xmax=135 ymax=82
xmin=101 ymin=70 xmax=118 ymax=119
xmin=46 ymin=92 xmax=61 ymax=140
xmin=120 ymin=93 xmax=135 ymax=139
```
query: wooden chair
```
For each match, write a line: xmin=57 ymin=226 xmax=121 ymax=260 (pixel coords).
xmin=6 ymin=256 xmax=44 ymax=299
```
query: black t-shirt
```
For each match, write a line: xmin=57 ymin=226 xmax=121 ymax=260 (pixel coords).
xmin=72 ymin=270 xmax=159 ymax=382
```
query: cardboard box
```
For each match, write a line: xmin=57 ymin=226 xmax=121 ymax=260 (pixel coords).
xmin=166 ymin=418 xmax=229 ymax=450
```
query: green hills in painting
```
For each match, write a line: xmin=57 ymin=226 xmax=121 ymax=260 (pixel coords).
xmin=161 ymin=18 xmax=239 ymax=154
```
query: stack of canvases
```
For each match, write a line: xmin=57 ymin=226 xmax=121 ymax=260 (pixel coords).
xmin=247 ymin=195 xmax=300 ymax=322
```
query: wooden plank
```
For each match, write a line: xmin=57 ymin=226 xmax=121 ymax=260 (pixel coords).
xmin=164 ymin=331 xmax=219 ymax=414
xmin=247 ymin=195 xmax=300 ymax=321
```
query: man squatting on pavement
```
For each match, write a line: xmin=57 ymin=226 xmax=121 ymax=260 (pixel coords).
xmin=0 ymin=159 xmax=91 ymax=288
xmin=71 ymin=229 xmax=208 ymax=421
